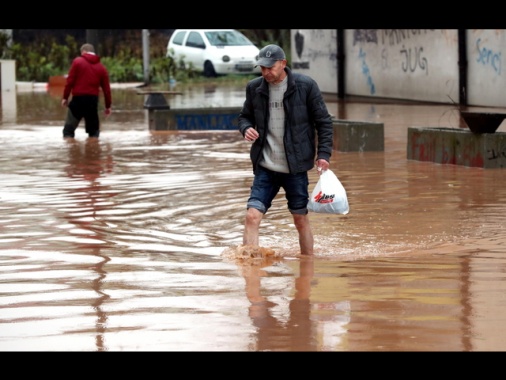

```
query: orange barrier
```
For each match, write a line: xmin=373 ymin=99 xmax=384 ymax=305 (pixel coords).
xmin=47 ymin=75 xmax=66 ymax=98
xmin=48 ymin=75 xmax=67 ymax=87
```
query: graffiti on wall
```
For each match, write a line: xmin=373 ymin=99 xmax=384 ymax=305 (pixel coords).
xmin=353 ymin=29 xmax=436 ymax=46
xmin=358 ymin=48 xmax=375 ymax=95
xmin=292 ymin=30 xmax=337 ymax=70
xmin=353 ymin=29 xmax=377 ymax=45
xmin=353 ymin=29 xmax=436 ymax=92
xmin=475 ymin=38 xmax=501 ymax=75
xmin=381 ymin=29 xmax=435 ymax=46
xmin=293 ymin=31 xmax=309 ymax=69
xmin=487 ymin=148 xmax=506 ymax=160
xmin=400 ymin=45 xmax=428 ymax=75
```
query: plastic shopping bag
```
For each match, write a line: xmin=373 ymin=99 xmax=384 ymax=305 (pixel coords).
xmin=308 ymin=169 xmax=349 ymax=214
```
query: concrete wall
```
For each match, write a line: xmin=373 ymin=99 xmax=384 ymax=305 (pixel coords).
xmin=467 ymin=29 xmax=506 ymax=107
xmin=290 ymin=29 xmax=506 ymax=107
xmin=291 ymin=29 xmax=338 ymax=94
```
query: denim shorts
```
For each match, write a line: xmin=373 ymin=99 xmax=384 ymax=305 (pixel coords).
xmin=247 ymin=166 xmax=309 ymax=215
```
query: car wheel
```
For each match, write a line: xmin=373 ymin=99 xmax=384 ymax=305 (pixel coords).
xmin=203 ymin=61 xmax=217 ymax=78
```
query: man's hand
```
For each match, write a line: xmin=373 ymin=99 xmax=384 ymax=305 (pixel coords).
xmin=244 ymin=127 xmax=259 ymax=142
xmin=104 ymin=108 xmax=111 ymax=117
xmin=61 ymin=99 xmax=68 ymax=107
xmin=316 ymin=159 xmax=330 ymax=174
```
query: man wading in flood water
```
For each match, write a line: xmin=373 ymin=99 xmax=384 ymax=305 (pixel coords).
xmin=238 ymin=44 xmax=333 ymax=255
xmin=61 ymin=43 xmax=112 ymax=139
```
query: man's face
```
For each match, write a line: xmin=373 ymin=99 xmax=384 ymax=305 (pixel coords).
xmin=260 ymin=60 xmax=287 ymax=84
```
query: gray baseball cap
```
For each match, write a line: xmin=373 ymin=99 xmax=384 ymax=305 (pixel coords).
xmin=255 ymin=44 xmax=286 ymax=68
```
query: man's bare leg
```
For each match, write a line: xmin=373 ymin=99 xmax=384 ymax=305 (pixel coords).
xmin=243 ymin=208 xmax=263 ymax=246
xmin=293 ymin=213 xmax=314 ymax=255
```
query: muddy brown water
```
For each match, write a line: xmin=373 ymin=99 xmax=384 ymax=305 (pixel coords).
xmin=2 ymin=82 xmax=506 ymax=351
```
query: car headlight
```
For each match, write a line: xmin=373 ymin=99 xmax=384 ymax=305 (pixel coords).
xmin=222 ymin=55 xmax=231 ymax=63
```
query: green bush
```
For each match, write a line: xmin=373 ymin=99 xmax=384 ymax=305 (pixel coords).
xmin=1 ymin=33 xmax=175 ymax=83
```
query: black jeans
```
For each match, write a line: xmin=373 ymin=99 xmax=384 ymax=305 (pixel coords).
xmin=62 ymin=95 xmax=100 ymax=138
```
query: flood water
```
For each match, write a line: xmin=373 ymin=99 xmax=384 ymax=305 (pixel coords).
xmin=2 ymin=81 xmax=506 ymax=351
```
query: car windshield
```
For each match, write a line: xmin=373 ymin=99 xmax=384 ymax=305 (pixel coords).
xmin=205 ymin=31 xmax=253 ymax=47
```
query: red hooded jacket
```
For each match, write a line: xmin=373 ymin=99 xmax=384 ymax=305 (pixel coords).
xmin=63 ymin=52 xmax=112 ymax=109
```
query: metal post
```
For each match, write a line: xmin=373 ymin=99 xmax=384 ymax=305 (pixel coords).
xmin=458 ymin=29 xmax=467 ymax=107
xmin=86 ymin=29 xmax=100 ymax=54
xmin=142 ymin=29 xmax=150 ymax=85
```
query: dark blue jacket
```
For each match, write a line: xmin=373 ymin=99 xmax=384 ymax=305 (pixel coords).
xmin=238 ymin=67 xmax=333 ymax=175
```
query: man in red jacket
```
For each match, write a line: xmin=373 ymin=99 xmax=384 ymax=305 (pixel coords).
xmin=61 ymin=43 xmax=112 ymax=138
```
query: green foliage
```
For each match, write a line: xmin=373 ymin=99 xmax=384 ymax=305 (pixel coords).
xmin=0 ymin=31 xmax=11 ymax=59
xmin=5 ymin=35 xmax=80 ymax=82
xmin=1 ymin=32 xmax=183 ymax=83
xmin=9 ymin=43 xmax=64 ymax=81
xmin=101 ymin=56 xmax=142 ymax=82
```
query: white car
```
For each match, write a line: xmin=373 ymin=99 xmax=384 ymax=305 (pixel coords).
xmin=167 ymin=29 xmax=261 ymax=77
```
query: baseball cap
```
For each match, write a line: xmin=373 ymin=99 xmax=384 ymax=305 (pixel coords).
xmin=255 ymin=44 xmax=286 ymax=68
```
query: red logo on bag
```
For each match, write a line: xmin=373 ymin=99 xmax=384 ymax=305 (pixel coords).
xmin=313 ymin=191 xmax=335 ymax=204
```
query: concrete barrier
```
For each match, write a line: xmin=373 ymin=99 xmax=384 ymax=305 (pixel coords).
xmin=407 ymin=127 xmax=506 ymax=168
xmin=0 ymin=59 xmax=15 ymax=92
xmin=332 ymin=119 xmax=384 ymax=152
xmin=147 ymin=107 xmax=241 ymax=131
xmin=147 ymin=108 xmax=388 ymax=151
xmin=139 ymin=91 xmax=241 ymax=131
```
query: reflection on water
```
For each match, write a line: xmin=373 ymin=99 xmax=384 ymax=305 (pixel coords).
xmin=2 ymin=84 xmax=506 ymax=350
xmin=242 ymin=257 xmax=321 ymax=351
